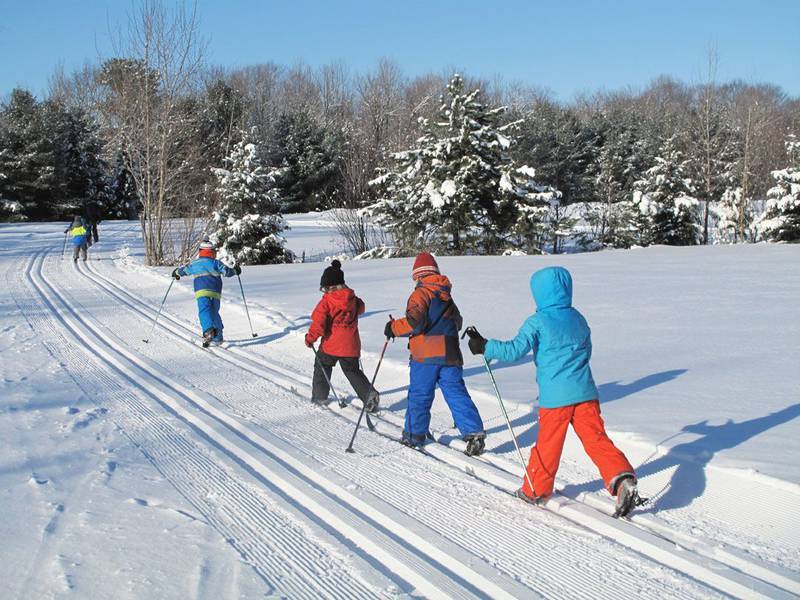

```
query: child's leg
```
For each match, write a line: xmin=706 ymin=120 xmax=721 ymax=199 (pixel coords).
xmin=196 ymin=297 xmax=217 ymax=335
xmin=404 ymin=362 xmax=438 ymax=444
xmin=338 ymin=357 xmax=373 ymax=402
xmin=524 ymin=405 xmax=573 ymax=497
xmin=311 ymin=351 xmax=337 ymax=402
xmin=72 ymin=245 xmax=79 ymax=262
xmin=570 ymin=400 xmax=635 ymax=495
xmin=80 ymin=243 xmax=88 ymax=261
xmin=437 ymin=365 xmax=484 ymax=436
xmin=211 ymin=298 xmax=223 ymax=341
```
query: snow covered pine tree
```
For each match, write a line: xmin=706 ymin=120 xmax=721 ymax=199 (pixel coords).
xmin=759 ymin=134 xmax=800 ymax=242
xmin=632 ymin=136 xmax=700 ymax=246
xmin=368 ymin=74 xmax=556 ymax=255
xmin=210 ymin=129 xmax=292 ymax=265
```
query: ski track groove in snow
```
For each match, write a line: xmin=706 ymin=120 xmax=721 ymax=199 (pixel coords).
xmin=32 ymin=249 xmax=538 ymax=600
xmin=12 ymin=248 xmax=384 ymax=600
xmin=73 ymin=256 xmax=708 ymax=598
xmin=66 ymin=252 xmax=768 ymax=599
xmin=82 ymin=252 xmax=799 ymax=598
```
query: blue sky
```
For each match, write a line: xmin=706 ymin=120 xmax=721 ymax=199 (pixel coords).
xmin=1 ymin=0 xmax=798 ymax=100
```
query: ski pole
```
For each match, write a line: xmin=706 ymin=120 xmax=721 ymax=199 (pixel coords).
xmin=464 ymin=326 xmax=536 ymax=496
xmin=237 ymin=273 xmax=258 ymax=338
xmin=346 ymin=327 xmax=391 ymax=454
xmin=311 ymin=344 xmax=347 ymax=409
xmin=142 ymin=279 xmax=175 ymax=343
xmin=61 ymin=231 xmax=68 ymax=259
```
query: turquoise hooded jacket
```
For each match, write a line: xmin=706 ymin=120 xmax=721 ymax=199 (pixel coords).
xmin=484 ymin=266 xmax=599 ymax=409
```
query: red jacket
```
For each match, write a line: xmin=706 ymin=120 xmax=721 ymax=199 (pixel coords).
xmin=306 ymin=286 xmax=365 ymax=357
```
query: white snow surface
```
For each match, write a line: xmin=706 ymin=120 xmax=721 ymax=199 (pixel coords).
xmin=1 ymin=218 xmax=799 ymax=599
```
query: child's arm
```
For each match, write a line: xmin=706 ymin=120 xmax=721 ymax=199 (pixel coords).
xmin=484 ymin=316 xmax=538 ymax=363
xmin=355 ymin=296 xmax=365 ymax=316
xmin=391 ymin=288 xmax=430 ymax=338
xmin=214 ymin=259 xmax=237 ymax=278
xmin=305 ymin=297 xmax=329 ymax=346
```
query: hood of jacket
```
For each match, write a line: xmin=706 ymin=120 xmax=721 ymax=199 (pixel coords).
xmin=530 ymin=266 xmax=573 ymax=311
xmin=325 ymin=286 xmax=358 ymax=308
xmin=416 ymin=274 xmax=453 ymax=302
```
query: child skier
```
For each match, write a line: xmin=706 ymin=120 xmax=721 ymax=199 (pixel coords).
xmin=172 ymin=240 xmax=240 ymax=347
xmin=65 ymin=215 xmax=89 ymax=263
xmin=466 ymin=266 xmax=642 ymax=517
xmin=386 ymin=252 xmax=486 ymax=456
xmin=305 ymin=260 xmax=379 ymax=411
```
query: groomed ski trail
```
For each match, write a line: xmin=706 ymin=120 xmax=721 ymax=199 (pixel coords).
xmin=78 ymin=251 xmax=798 ymax=599
xmin=31 ymin=249 xmax=539 ymax=599
xmin=11 ymin=249 xmax=388 ymax=599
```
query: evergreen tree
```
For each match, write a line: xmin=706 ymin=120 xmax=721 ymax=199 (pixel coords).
xmin=632 ymin=136 xmax=700 ymax=245
xmin=108 ymin=151 xmax=139 ymax=219
xmin=583 ymin=112 xmax=647 ymax=248
xmin=47 ymin=101 xmax=110 ymax=217
xmin=516 ymin=102 xmax=595 ymax=252
xmin=0 ymin=89 xmax=56 ymax=219
xmin=759 ymin=135 xmax=800 ymax=242
xmin=369 ymin=74 xmax=555 ymax=254
xmin=266 ymin=109 xmax=341 ymax=212
xmin=210 ymin=130 xmax=291 ymax=264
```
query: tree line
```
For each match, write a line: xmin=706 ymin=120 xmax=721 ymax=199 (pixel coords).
xmin=0 ymin=2 xmax=798 ymax=263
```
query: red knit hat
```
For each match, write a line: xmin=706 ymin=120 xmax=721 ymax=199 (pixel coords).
xmin=412 ymin=252 xmax=439 ymax=280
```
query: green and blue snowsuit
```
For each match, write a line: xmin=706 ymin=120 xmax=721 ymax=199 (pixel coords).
xmin=177 ymin=257 xmax=237 ymax=341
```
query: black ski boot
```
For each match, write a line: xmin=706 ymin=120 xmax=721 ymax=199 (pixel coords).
xmin=202 ymin=327 xmax=217 ymax=348
xmin=515 ymin=488 xmax=543 ymax=506
xmin=464 ymin=433 xmax=486 ymax=457
xmin=365 ymin=390 xmax=380 ymax=413
xmin=612 ymin=473 xmax=643 ymax=518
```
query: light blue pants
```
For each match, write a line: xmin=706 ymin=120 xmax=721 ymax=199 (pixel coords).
xmin=197 ymin=296 xmax=223 ymax=341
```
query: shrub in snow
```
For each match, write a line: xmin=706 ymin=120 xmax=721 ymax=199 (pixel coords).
xmin=759 ymin=135 xmax=800 ymax=242
xmin=367 ymin=74 xmax=556 ymax=255
xmin=353 ymin=245 xmax=402 ymax=260
xmin=632 ymin=136 xmax=700 ymax=246
xmin=210 ymin=130 xmax=292 ymax=265
xmin=0 ymin=198 xmax=26 ymax=222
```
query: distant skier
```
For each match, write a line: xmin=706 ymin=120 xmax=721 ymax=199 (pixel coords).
xmin=466 ymin=266 xmax=642 ymax=517
xmin=64 ymin=215 xmax=89 ymax=263
xmin=83 ymin=199 xmax=101 ymax=245
xmin=305 ymin=260 xmax=379 ymax=411
xmin=386 ymin=252 xmax=486 ymax=456
xmin=172 ymin=240 xmax=240 ymax=347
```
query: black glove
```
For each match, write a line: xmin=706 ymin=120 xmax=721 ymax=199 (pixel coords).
xmin=234 ymin=264 xmax=242 ymax=275
xmin=171 ymin=268 xmax=181 ymax=280
xmin=384 ymin=320 xmax=395 ymax=340
xmin=464 ymin=326 xmax=487 ymax=355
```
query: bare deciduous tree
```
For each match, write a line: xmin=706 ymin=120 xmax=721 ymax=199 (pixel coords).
xmin=98 ymin=0 xmax=207 ymax=265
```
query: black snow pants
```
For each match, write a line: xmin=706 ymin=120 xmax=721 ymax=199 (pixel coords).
xmin=312 ymin=350 xmax=376 ymax=404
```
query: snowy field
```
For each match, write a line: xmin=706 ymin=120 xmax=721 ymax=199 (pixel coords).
xmin=1 ymin=218 xmax=799 ymax=599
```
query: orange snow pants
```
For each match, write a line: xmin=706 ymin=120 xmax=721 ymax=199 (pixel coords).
xmin=521 ymin=400 xmax=634 ymax=498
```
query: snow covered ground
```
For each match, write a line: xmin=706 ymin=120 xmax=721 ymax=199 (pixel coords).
xmin=1 ymin=218 xmax=798 ymax=599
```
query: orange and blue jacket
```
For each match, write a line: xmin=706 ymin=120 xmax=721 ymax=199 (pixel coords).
xmin=390 ymin=274 xmax=464 ymax=366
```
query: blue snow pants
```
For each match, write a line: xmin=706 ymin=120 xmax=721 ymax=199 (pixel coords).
xmin=403 ymin=362 xmax=484 ymax=445
xmin=197 ymin=296 xmax=224 ymax=341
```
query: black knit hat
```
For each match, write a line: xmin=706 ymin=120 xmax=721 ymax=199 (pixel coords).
xmin=320 ymin=259 xmax=345 ymax=288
